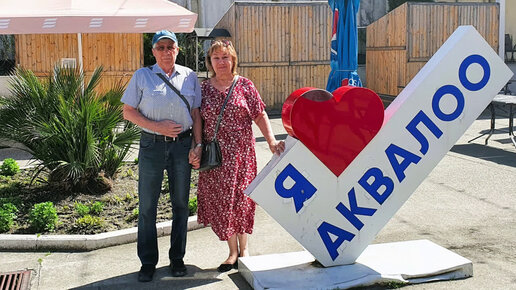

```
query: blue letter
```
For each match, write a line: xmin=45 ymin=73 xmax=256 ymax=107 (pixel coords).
xmin=336 ymin=188 xmax=377 ymax=231
xmin=275 ymin=163 xmax=317 ymax=213
xmin=358 ymin=167 xmax=394 ymax=205
xmin=459 ymin=54 xmax=490 ymax=91
xmin=317 ymin=221 xmax=355 ymax=261
xmin=432 ymin=85 xmax=464 ymax=122
xmin=385 ymin=144 xmax=422 ymax=183
xmin=406 ymin=110 xmax=443 ymax=154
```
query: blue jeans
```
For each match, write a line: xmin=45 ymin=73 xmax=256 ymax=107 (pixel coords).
xmin=137 ymin=133 xmax=192 ymax=266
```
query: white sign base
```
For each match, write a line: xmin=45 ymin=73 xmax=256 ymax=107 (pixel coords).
xmin=238 ymin=240 xmax=472 ymax=290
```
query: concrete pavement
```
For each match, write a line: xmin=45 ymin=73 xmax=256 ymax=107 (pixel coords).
xmin=1 ymin=111 xmax=516 ymax=289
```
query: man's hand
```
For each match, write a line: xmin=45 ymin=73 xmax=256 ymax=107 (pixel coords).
xmin=155 ymin=120 xmax=183 ymax=137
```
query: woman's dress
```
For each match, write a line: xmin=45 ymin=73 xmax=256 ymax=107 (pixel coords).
xmin=197 ymin=76 xmax=265 ymax=241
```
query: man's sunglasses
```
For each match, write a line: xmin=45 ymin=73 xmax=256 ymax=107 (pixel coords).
xmin=154 ymin=45 xmax=176 ymax=52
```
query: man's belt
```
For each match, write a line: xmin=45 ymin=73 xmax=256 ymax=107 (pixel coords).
xmin=141 ymin=129 xmax=192 ymax=142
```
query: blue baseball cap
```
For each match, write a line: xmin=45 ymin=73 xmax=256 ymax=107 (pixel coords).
xmin=152 ymin=30 xmax=178 ymax=46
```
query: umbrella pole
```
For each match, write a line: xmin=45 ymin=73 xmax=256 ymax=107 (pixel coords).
xmin=77 ymin=32 xmax=84 ymax=92
xmin=497 ymin=0 xmax=505 ymax=60
xmin=78 ymin=33 xmax=84 ymax=73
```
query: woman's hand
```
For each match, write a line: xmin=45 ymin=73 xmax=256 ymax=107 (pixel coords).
xmin=268 ymin=140 xmax=285 ymax=155
xmin=189 ymin=147 xmax=202 ymax=169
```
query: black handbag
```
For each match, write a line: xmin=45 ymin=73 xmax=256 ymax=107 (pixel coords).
xmin=199 ymin=76 xmax=239 ymax=172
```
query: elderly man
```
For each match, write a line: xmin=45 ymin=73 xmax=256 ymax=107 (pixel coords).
xmin=121 ymin=30 xmax=202 ymax=282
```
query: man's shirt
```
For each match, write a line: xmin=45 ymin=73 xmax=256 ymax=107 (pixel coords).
xmin=121 ymin=63 xmax=201 ymax=134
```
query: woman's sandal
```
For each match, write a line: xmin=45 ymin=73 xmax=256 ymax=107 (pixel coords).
xmin=217 ymin=260 xmax=238 ymax=272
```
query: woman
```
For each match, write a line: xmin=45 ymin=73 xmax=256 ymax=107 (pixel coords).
xmin=196 ymin=40 xmax=285 ymax=272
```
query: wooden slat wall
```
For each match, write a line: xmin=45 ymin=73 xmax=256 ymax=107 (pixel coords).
xmin=366 ymin=50 xmax=406 ymax=97
xmin=216 ymin=2 xmax=332 ymax=111
xmin=366 ymin=2 xmax=499 ymax=100
xmin=366 ymin=3 xmax=407 ymax=97
xmin=14 ymin=33 xmax=142 ymax=93
xmin=366 ymin=4 xmax=407 ymax=49
xmin=15 ymin=34 xmax=78 ymax=74
xmin=408 ymin=3 xmax=498 ymax=61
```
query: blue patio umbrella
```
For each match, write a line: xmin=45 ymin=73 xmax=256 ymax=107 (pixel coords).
xmin=326 ymin=0 xmax=362 ymax=92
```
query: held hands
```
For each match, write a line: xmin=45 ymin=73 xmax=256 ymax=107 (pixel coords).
xmin=189 ymin=146 xmax=202 ymax=169
xmin=269 ymin=140 xmax=285 ymax=155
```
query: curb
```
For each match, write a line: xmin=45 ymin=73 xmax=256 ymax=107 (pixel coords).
xmin=0 ymin=216 xmax=204 ymax=252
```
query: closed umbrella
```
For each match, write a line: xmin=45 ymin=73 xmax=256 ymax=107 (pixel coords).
xmin=326 ymin=0 xmax=361 ymax=92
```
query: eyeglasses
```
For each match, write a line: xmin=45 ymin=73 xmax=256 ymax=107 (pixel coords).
xmin=210 ymin=39 xmax=233 ymax=47
xmin=154 ymin=45 xmax=176 ymax=52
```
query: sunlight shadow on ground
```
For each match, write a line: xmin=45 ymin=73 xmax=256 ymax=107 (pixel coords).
xmin=71 ymin=264 xmax=223 ymax=290
xmin=451 ymin=143 xmax=516 ymax=167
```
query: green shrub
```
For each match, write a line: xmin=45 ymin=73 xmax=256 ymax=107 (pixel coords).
xmin=0 ymin=202 xmax=17 ymax=233
xmin=0 ymin=66 xmax=140 ymax=192
xmin=75 ymin=215 xmax=104 ymax=231
xmin=74 ymin=202 xmax=90 ymax=217
xmin=74 ymin=201 xmax=104 ymax=217
xmin=90 ymin=201 xmax=104 ymax=215
xmin=0 ymin=158 xmax=19 ymax=176
xmin=162 ymin=173 xmax=169 ymax=192
xmin=188 ymin=196 xmax=197 ymax=216
xmin=126 ymin=208 xmax=139 ymax=222
xmin=29 ymin=202 xmax=58 ymax=232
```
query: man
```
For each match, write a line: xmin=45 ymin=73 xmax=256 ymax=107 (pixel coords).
xmin=121 ymin=30 xmax=202 ymax=282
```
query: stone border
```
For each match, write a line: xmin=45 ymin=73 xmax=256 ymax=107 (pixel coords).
xmin=0 ymin=216 xmax=204 ymax=251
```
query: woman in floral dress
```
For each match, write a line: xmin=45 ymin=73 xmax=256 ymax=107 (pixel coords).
xmin=195 ymin=40 xmax=285 ymax=272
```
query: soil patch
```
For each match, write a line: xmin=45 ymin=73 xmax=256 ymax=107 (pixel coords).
xmin=0 ymin=163 xmax=198 ymax=235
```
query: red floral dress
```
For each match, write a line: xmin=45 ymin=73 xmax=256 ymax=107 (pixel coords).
xmin=197 ymin=77 xmax=265 ymax=241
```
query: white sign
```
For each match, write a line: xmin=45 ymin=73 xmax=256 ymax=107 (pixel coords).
xmin=245 ymin=26 xmax=513 ymax=267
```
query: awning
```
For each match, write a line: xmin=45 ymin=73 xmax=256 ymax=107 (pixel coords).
xmin=0 ymin=0 xmax=197 ymax=34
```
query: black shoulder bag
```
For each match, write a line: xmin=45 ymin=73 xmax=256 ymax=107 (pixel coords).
xmin=199 ymin=76 xmax=239 ymax=172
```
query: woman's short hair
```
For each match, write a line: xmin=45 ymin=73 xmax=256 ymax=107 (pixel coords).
xmin=206 ymin=39 xmax=238 ymax=77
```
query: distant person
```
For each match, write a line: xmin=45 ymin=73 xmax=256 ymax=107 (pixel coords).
xmin=196 ymin=39 xmax=285 ymax=272
xmin=121 ymin=30 xmax=202 ymax=282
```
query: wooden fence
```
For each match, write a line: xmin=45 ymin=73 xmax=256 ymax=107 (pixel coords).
xmin=15 ymin=33 xmax=142 ymax=92
xmin=215 ymin=1 xmax=332 ymax=111
xmin=366 ymin=2 xmax=499 ymax=101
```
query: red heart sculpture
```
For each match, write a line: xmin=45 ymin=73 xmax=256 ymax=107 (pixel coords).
xmin=282 ymin=86 xmax=385 ymax=177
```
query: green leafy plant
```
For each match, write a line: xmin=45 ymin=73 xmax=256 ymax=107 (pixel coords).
xmin=74 ymin=202 xmax=90 ymax=217
xmin=74 ymin=201 xmax=104 ymax=217
xmin=74 ymin=214 xmax=104 ymax=232
xmin=162 ymin=173 xmax=170 ymax=192
xmin=0 ymin=202 xmax=18 ymax=233
xmin=90 ymin=201 xmax=104 ymax=215
xmin=0 ymin=66 xmax=140 ymax=192
xmin=0 ymin=158 xmax=20 ymax=176
xmin=29 ymin=202 xmax=58 ymax=232
xmin=126 ymin=208 xmax=139 ymax=222
xmin=188 ymin=196 xmax=197 ymax=216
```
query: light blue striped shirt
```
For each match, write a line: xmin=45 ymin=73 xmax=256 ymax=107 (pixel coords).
xmin=121 ymin=63 xmax=201 ymax=134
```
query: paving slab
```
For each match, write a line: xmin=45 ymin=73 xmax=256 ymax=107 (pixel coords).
xmin=0 ymin=113 xmax=515 ymax=289
xmin=239 ymin=240 xmax=472 ymax=290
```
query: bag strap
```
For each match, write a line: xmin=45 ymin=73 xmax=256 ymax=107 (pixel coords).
xmin=213 ymin=75 xmax=239 ymax=140
xmin=147 ymin=66 xmax=191 ymax=112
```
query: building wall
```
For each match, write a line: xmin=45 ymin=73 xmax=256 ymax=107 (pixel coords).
xmin=214 ymin=2 xmax=333 ymax=111
xmin=439 ymin=0 xmax=516 ymax=45
xmin=366 ymin=2 xmax=500 ymax=100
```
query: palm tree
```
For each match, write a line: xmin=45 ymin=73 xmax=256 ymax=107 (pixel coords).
xmin=0 ymin=66 xmax=140 ymax=192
